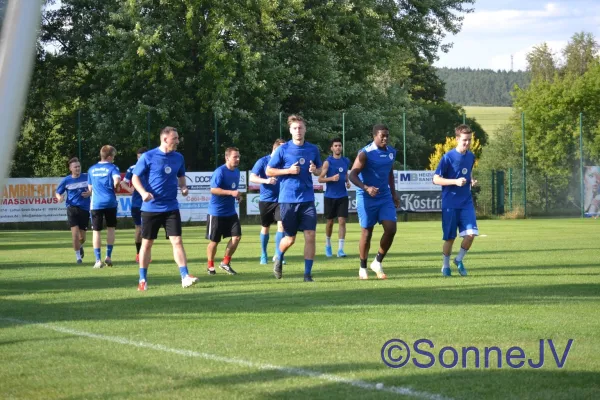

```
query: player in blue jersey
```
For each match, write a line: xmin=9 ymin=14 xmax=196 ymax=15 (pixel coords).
xmin=206 ymin=147 xmax=242 ymax=275
xmin=87 ymin=145 xmax=121 ymax=268
xmin=433 ymin=124 xmax=478 ymax=277
xmin=121 ymin=147 xmax=147 ymax=263
xmin=132 ymin=126 xmax=198 ymax=290
xmin=349 ymin=124 xmax=400 ymax=280
xmin=318 ymin=137 xmax=351 ymax=258
xmin=55 ymin=157 xmax=92 ymax=264
xmin=249 ymin=139 xmax=286 ymax=265
xmin=266 ymin=115 xmax=322 ymax=282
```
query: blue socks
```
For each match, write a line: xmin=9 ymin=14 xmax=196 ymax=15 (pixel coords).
xmin=139 ymin=267 xmax=147 ymax=282
xmin=179 ymin=266 xmax=189 ymax=279
xmin=275 ymin=231 xmax=284 ymax=258
xmin=94 ymin=248 xmax=101 ymax=261
xmin=106 ymin=245 xmax=113 ymax=258
xmin=304 ymin=259 xmax=313 ymax=275
xmin=260 ymin=233 xmax=269 ymax=257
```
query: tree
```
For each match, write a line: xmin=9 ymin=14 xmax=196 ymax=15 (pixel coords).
xmin=562 ymin=32 xmax=599 ymax=77
xmin=427 ymin=135 xmax=482 ymax=170
xmin=526 ymin=43 xmax=557 ymax=82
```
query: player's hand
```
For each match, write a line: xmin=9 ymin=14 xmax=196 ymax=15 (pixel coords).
xmin=81 ymin=191 xmax=91 ymax=198
xmin=266 ymin=177 xmax=277 ymax=185
xmin=309 ymin=160 xmax=317 ymax=174
xmin=393 ymin=193 xmax=401 ymax=208
xmin=230 ymin=190 xmax=240 ymax=198
xmin=236 ymin=193 xmax=243 ymax=202
xmin=346 ymin=181 xmax=351 ymax=189
xmin=331 ymin=173 xmax=340 ymax=182
xmin=288 ymin=162 xmax=300 ymax=175
xmin=181 ymin=187 xmax=189 ymax=196
xmin=365 ymin=186 xmax=379 ymax=197
xmin=455 ymin=177 xmax=467 ymax=187
xmin=142 ymin=192 xmax=154 ymax=202
xmin=57 ymin=194 xmax=65 ymax=202
xmin=471 ymin=179 xmax=478 ymax=188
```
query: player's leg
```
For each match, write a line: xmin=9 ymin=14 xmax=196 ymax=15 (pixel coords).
xmin=132 ymin=207 xmax=142 ymax=262
xmin=137 ymin=211 xmax=160 ymax=290
xmin=274 ymin=203 xmax=298 ymax=279
xmin=258 ymin=201 xmax=272 ymax=264
xmin=453 ymin=207 xmax=479 ymax=276
xmin=441 ymin=208 xmax=458 ymax=276
xmin=324 ymin=197 xmax=335 ymax=257
xmin=91 ymin=210 xmax=103 ymax=268
xmin=337 ymin=196 xmax=349 ymax=257
xmin=219 ymin=215 xmax=242 ymax=275
xmin=357 ymin=195 xmax=376 ymax=279
xmin=165 ymin=210 xmax=198 ymax=287
xmin=70 ymin=226 xmax=82 ymax=263
xmin=273 ymin=205 xmax=286 ymax=264
xmin=298 ymin=201 xmax=318 ymax=281
xmin=104 ymin=208 xmax=117 ymax=266
xmin=78 ymin=209 xmax=88 ymax=260
xmin=205 ymin=214 xmax=220 ymax=275
xmin=368 ymin=199 xmax=397 ymax=279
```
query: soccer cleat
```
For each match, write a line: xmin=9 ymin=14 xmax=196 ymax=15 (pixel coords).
xmin=454 ymin=259 xmax=468 ymax=276
xmin=182 ymin=274 xmax=199 ymax=288
xmin=272 ymin=255 xmax=286 ymax=265
xmin=359 ymin=268 xmax=368 ymax=280
xmin=207 ymin=266 xmax=216 ymax=275
xmin=76 ymin=259 xmax=83 ymax=264
xmin=260 ymin=255 xmax=268 ymax=265
xmin=273 ymin=258 xmax=283 ymax=279
xmin=303 ymin=274 xmax=314 ymax=282
xmin=370 ymin=259 xmax=387 ymax=279
xmin=135 ymin=254 xmax=139 ymax=263
xmin=137 ymin=280 xmax=147 ymax=291
xmin=219 ymin=262 xmax=237 ymax=275
xmin=442 ymin=266 xmax=451 ymax=277
xmin=80 ymin=247 xmax=84 ymax=259
xmin=93 ymin=260 xmax=104 ymax=269
xmin=337 ymin=250 xmax=347 ymax=258
xmin=325 ymin=245 xmax=333 ymax=257
xmin=104 ymin=257 xmax=113 ymax=267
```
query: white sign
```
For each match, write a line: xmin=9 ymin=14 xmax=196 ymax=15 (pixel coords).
xmin=396 ymin=171 xmax=440 ymax=191
xmin=1 ymin=177 xmax=64 ymax=222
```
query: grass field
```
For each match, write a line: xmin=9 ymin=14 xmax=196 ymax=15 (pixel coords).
xmin=463 ymin=106 xmax=513 ymax=139
xmin=1 ymin=219 xmax=599 ymax=399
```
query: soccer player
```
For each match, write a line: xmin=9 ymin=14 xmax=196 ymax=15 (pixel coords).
xmin=121 ymin=147 xmax=147 ymax=262
xmin=349 ymin=124 xmax=400 ymax=280
xmin=55 ymin=157 xmax=91 ymax=263
xmin=206 ymin=147 xmax=242 ymax=275
xmin=88 ymin=145 xmax=121 ymax=268
xmin=318 ymin=137 xmax=351 ymax=258
xmin=433 ymin=124 xmax=478 ymax=277
xmin=249 ymin=139 xmax=286 ymax=265
xmin=266 ymin=115 xmax=322 ymax=282
xmin=132 ymin=126 xmax=198 ymax=290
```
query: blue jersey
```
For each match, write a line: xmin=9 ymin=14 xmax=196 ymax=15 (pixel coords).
xmin=124 ymin=164 xmax=143 ymax=209
xmin=132 ymin=148 xmax=186 ymax=212
xmin=56 ymin=173 xmax=90 ymax=211
xmin=434 ymin=149 xmax=475 ymax=209
xmin=209 ymin=164 xmax=240 ymax=217
xmin=324 ymin=155 xmax=350 ymax=199
xmin=267 ymin=140 xmax=322 ymax=203
xmin=251 ymin=155 xmax=279 ymax=202
xmin=356 ymin=142 xmax=396 ymax=200
xmin=87 ymin=162 xmax=120 ymax=210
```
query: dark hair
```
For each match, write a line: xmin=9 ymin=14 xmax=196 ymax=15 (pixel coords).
xmin=136 ymin=147 xmax=148 ymax=154
xmin=68 ymin=157 xmax=79 ymax=167
xmin=272 ymin=138 xmax=285 ymax=150
xmin=160 ymin=126 xmax=178 ymax=137
xmin=330 ymin=137 xmax=342 ymax=147
xmin=225 ymin=147 xmax=240 ymax=157
xmin=372 ymin=124 xmax=389 ymax=136
xmin=455 ymin=124 xmax=472 ymax=137
xmin=287 ymin=114 xmax=305 ymax=126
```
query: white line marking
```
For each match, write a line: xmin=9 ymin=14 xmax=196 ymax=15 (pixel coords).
xmin=1 ymin=317 xmax=449 ymax=400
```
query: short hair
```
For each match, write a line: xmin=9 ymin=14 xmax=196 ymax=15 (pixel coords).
xmin=160 ymin=126 xmax=178 ymax=137
xmin=136 ymin=147 xmax=148 ymax=155
xmin=330 ymin=137 xmax=342 ymax=147
xmin=272 ymin=138 xmax=285 ymax=150
xmin=68 ymin=157 xmax=80 ymax=167
xmin=225 ymin=147 xmax=240 ymax=157
xmin=455 ymin=124 xmax=472 ymax=137
xmin=287 ymin=114 xmax=305 ymax=127
xmin=372 ymin=124 xmax=389 ymax=136
xmin=100 ymin=145 xmax=117 ymax=160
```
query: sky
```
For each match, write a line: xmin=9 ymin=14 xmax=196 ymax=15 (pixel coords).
xmin=435 ymin=0 xmax=600 ymax=71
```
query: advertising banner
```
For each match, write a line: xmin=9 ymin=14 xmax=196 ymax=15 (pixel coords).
xmin=584 ymin=166 xmax=600 ymax=217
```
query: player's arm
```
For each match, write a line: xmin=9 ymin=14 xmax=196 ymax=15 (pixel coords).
xmin=266 ymin=163 xmax=300 ymax=177
xmin=119 ymin=180 xmax=134 ymax=193
xmin=112 ymin=174 xmax=121 ymax=190
xmin=132 ymin=174 xmax=153 ymax=201
xmin=210 ymin=187 xmax=238 ymax=197
xmin=250 ymin=172 xmax=276 ymax=185
xmin=389 ymin=169 xmax=400 ymax=207
xmin=432 ymin=156 xmax=466 ymax=187
xmin=178 ymin=175 xmax=189 ymax=196
xmin=55 ymin=179 xmax=66 ymax=202
xmin=350 ymin=152 xmax=378 ymax=197
xmin=317 ymin=161 xmax=330 ymax=183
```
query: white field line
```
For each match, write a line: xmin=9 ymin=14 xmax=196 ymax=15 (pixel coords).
xmin=1 ymin=317 xmax=450 ymax=400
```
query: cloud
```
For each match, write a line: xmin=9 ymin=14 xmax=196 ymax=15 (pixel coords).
xmin=489 ymin=40 xmax=569 ymax=71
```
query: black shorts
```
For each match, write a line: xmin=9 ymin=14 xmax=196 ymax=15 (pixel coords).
xmin=141 ymin=210 xmax=182 ymax=240
xmin=206 ymin=214 xmax=242 ymax=243
xmin=131 ymin=207 xmax=142 ymax=226
xmin=67 ymin=206 xmax=89 ymax=230
xmin=259 ymin=201 xmax=281 ymax=227
xmin=91 ymin=208 xmax=117 ymax=231
xmin=324 ymin=196 xmax=349 ymax=219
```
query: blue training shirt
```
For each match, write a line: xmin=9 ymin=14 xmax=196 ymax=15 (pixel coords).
xmin=356 ymin=142 xmax=396 ymax=200
xmin=132 ymin=148 xmax=186 ymax=212
xmin=434 ymin=148 xmax=475 ymax=209
xmin=251 ymin=155 xmax=280 ymax=202
xmin=88 ymin=162 xmax=120 ymax=210
xmin=267 ymin=140 xmax=322 ymax=203
xmin=209 ymin=164 xmax=240 ymax=217
xmin=124 ymin=164 xmax=143 ymax=209
xmin=324 ymin=155 xmax=350 ymax=199
xmin=56 ymin=173 xmax=91 ymax=211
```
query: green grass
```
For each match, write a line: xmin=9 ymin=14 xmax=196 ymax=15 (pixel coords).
xmin=1 ymin=219 xmax=599 ymax=399
xmin=463 ymin=106 xmax=513 ymax=138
